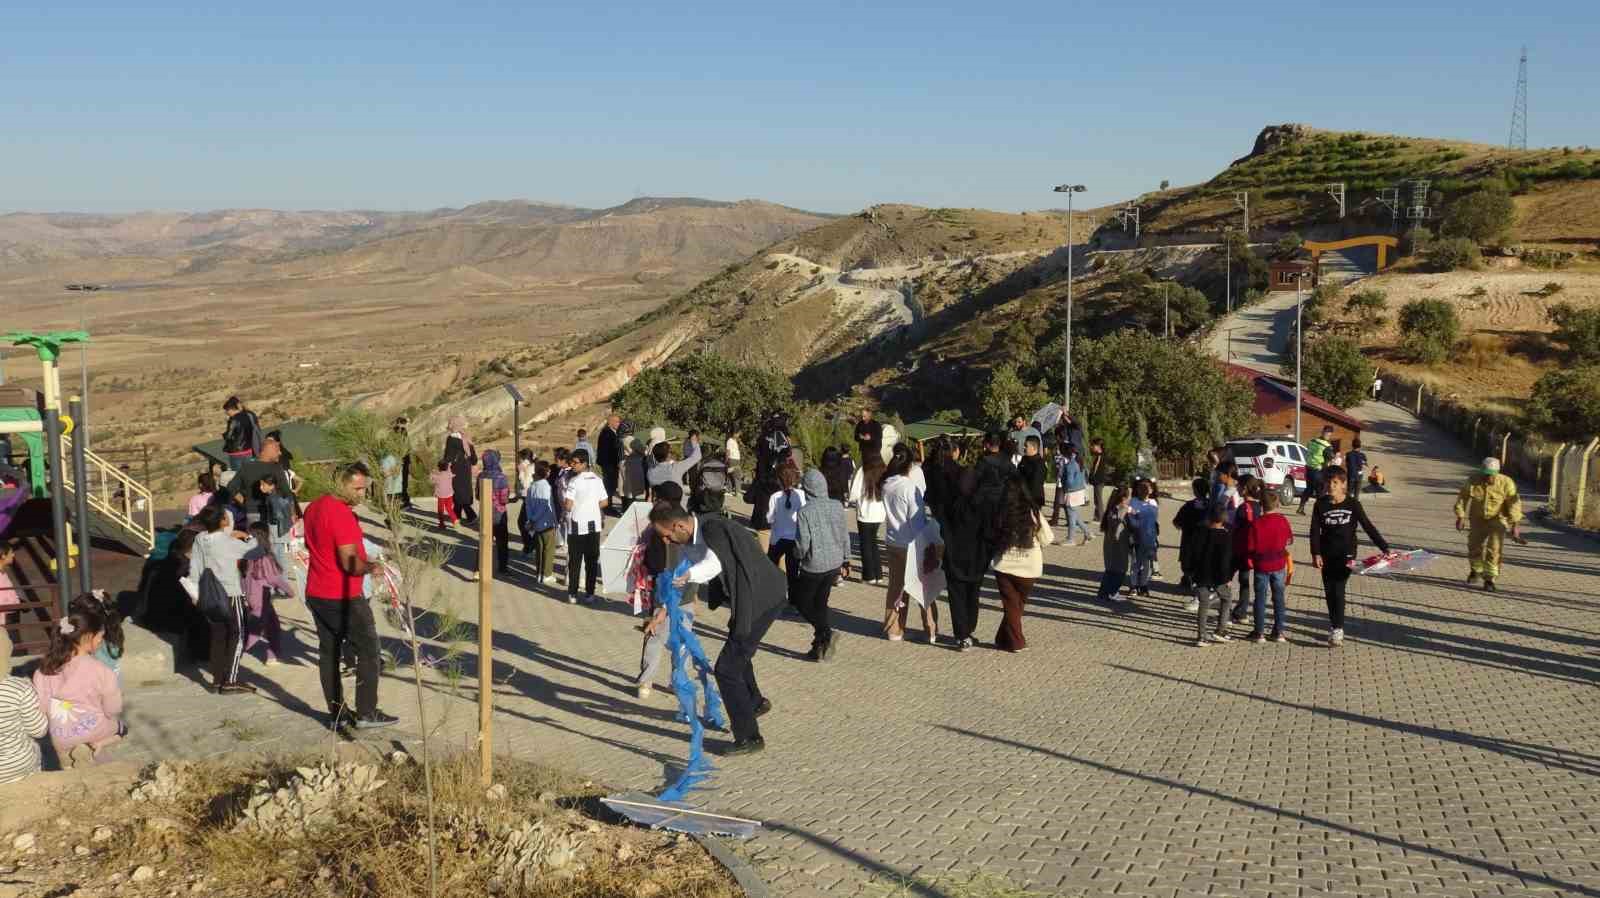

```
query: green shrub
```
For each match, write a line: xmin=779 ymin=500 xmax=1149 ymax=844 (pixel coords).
xmin=1424 ymin=237 xmax=1483 ymax=272
xmin=1398 ymin=298 xmax=1461 ymax=364
xmin=1523 ymin=367 xmax=1600 ymax=440
xmin=1344 ymin=288 xmax=1388 ymax=333
xmin=1547 ymin=303 xmax=1600 ymax=362
xmin=1539 ymin=281 xmax=1564 ymax=296
xmin=610 ymin=353 xmax=794 ymax=439
xmin=1281 ymin=336 xmax=1370 ymax=409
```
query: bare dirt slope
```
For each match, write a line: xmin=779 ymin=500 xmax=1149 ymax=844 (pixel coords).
xmin=0 ymin=198 xmax=827 ymax=499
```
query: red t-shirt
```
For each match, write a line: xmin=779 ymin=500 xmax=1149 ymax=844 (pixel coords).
xmin=303 ymin=494 xmax=367 ymax=600
xmin=1245 ymin=512 xmax=1293 ymax=573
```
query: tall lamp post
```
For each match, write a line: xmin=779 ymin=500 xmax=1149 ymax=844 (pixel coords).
xmin=1053 ymin=184 xmax=1086 ymax=412
xmin=1223 ymin=225 xmax=1235 ymax=314
xmin=1293 ymin=270 xmax=1313 ymax=443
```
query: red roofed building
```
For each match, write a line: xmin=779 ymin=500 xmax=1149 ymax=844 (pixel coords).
xmin=1223 ymin=363 xmax=1364 ymax=445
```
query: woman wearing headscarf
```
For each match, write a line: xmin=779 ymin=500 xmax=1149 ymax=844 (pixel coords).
xmin=478 ymin=449 xmax=511 ymax=575
xmin=443 ymin=416 xmax=478 ymax=526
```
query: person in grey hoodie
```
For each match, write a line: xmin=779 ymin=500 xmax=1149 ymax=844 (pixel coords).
xmin=793 ymin=468 xmax=848 ymax=662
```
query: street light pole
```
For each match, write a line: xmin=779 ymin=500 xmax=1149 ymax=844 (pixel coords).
xmin=1053 ymin=183 xmax=1087 ymax=411
xmin=1294 ymin=271 xmax=1311 ymax=443
xmin=1224 ymin=226 xmax=1234 ymax=314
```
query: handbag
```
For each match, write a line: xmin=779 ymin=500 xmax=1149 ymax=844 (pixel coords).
xmin=197 ymin=569 xmax=235 ymax=624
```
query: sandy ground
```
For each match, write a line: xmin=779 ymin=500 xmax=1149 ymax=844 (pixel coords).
xmin=1334 ymin=262 xmax=1600 ymax=413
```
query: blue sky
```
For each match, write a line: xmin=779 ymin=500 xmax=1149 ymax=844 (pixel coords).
xmin=3 ymin=1 xmax=1596 ymax=214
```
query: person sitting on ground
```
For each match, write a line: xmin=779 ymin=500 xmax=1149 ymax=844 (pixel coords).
xmin=32 ymin=599 xmax=125 ymax=767
xmin=0 ymin=631 xmax=48 ymax=783
xmin=71 ymin=591 xmax=125 ymax=684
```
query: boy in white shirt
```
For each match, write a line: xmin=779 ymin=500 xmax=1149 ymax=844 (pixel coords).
xmin=563 ymin=450 xmax=608 ymax=604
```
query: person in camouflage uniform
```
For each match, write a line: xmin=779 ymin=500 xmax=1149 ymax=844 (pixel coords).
xmin=1453 ymin=457 xmax=1525 ymax=591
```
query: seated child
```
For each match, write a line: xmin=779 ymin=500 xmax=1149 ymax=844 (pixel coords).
xmin=32 ymin=599 xmax=124 ymax=767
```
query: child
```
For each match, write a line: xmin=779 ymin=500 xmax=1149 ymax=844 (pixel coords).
xmin=32 ymin=599 xmax=125 ymax=767
xmin=1245 ymin=490 xmax=1294 ymax=642
xmin=1228 ymin=477 xmax=1262 ymax=623
xmin=550 ymin=448 xmax=570 ymax=549
xmin=429 ymin=459 xmax=456 ymax=528
xmin=479 ymin=449 xmax=511 ymax=576
xmin=0 ymin=646 xmax=48 ymax=782
xmin=515 ymin=449 xmax=536 ymax=551
xmin=1192 ymin=505 xmax=1235 ymax=647
xmin=523 ymin=460 xmax=559 ymax=585
xmin=242 ymin=522 xmax=290 ymax=664
xmin=1097 ymin=488 xmax=1134 ymax=602
xmin=69 ymin=592 xmax=125 ymax=684
xmin=1128 ymin=480 xmax=1160 ymax=598
xmin=0 ymin=544 xmax=18 ymax=659
xmin=187 ymin=472 xmax=216 ymax=519
xmin=1308 ymin=466 xmax=1391 ymax=647
xmin=1173 ymin=477 xmax=1210 ymax=594
xmin=1139 ymin=478 xmax=1165 ymax=581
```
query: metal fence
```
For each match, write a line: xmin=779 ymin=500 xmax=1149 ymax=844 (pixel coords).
xmin=1377 ymin=374 xmax=1599 ymax=529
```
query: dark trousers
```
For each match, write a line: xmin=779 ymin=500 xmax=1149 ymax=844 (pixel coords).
xmin=994 ymin=572 xmax=1032 ymax=651
xmin=1350 ymin=477 xmax=1363 ymax=500
xmin=1322 ymin=562 xmax=1352 ymax=630
xmin=207 ymin=594 xmax=244 ymax=687
xmin=567 ymin=531 xmax=601 ymax=596
xmin=1229 ymin=563 xmax=1254 ymax=617
xmin=1097 ymin=568 xmax=1125 ymax=601
xmin=518 ymin=512 xmax=533 ymax=556
xmin=1092 ymin=481 xmax=1105 ymax=520
xmin=1299 ymin=470 xmax=1322 ymax=511
xmin=946 ymin=576 xmax=982 ymax=641
xmin=715 ymin=604 xmax=781 ymax=743
xmin=768 ymin=538 xmax=798 ymax=599
xmin=306 ymin=596 xmax=381 ymax=717
xmin=491 ymin=516 xmax=510 ymax=571
xmin=400 ymin=456 xmax=412 ymax=507
xmin=456 ymin=495 xmax=477 ymax=525
xmin=601 ymin=465 xmax=619 ymax=503
xmin=857 ymin=522 xmax=882 ymax=582
xmin=790 ymin=569 xmax=837 ymax=650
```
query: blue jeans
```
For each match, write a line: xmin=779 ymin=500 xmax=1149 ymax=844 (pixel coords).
xmin=1097 ymin=569 xmax=1125 ymax=601
xmin=227 ymin=454 xmax=250 ymax=472
xmin=1132 ymin=543 xmax=1156 ymax=590
xmin=1252 ymin=568 xmax=1287 ymax=635
xmin=1066 ymin=504 xmax=1091 ymax=542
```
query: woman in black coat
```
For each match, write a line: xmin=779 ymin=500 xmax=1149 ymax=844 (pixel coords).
xmin=444 ymin=416 xmax=479 ymax=525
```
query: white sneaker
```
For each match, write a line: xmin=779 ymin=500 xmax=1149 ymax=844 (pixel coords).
xmin=636 ymin=684 xmax=653 ymax=700
xmin=567 ymin=595 xmax=579 ymax=605
xmin=1330 ymin=627 xmax=1345 ymax=646
xmin=1184 ymin=599 xmax=1200 ymax=612
xmin=1212 ymin=632 xmax=1232 ymax=643
xmin=1194 ymin=638 xmax=1209 ymax=648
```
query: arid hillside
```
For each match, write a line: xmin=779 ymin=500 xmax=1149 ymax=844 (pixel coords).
xmin=0 ymin=197 xmax=828 ymax=499
xmin=1117 ymin=125 xmax=1600 ymax=244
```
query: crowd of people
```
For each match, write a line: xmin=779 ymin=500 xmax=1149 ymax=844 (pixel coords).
xmin=0 ymin=387 xmax=1536 ymax=773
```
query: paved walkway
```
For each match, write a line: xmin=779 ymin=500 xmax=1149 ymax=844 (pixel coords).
xmin=111 ymin=400 xmax=1600 ymax=897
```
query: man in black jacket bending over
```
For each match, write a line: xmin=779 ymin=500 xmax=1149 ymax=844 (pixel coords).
xmin=651 ymin=504 xmax=786 ymax=756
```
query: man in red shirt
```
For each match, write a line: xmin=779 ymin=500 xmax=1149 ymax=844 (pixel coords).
xmin=302 ymin=462 xmax=398 ymax=730
xmin=1245 ymin=490 xmax=1294 ymax=643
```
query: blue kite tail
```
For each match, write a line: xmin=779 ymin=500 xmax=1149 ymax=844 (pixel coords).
xmin=657 ymin=558 xmax=719 ymax=801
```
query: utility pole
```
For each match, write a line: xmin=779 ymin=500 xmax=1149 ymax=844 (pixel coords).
xmin=1224 ymin=225 xmax=1234 ymax=314
xmin=1053 ymin=183 xmax=1086 ymax=411
xmin=1294 ymin=270 xmax=1312 ymax=444
xmin=1234 ymin=191 xmax=1250 ymax=237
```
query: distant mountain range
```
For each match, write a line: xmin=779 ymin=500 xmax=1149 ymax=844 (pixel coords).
xmin=0 ymin=198 xmax=832 ymax=274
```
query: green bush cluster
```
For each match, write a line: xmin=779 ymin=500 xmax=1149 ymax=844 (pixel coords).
xmin=1424 ymin=237 xmax=1483 ymax=272
xmin=1398 ymin=298 xmax=1461 ymax=364
xmin=1548 ymin=303 xmax=1600 ymax=362
xmin=1281 ymin=336 xmax=1370 ymax=409
xmin=1523 ymin=367 xmax=1600 ymax=440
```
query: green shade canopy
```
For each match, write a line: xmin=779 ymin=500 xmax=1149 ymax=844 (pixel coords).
xmin=5 ymin=330 xmax=89 ymax=363
xmin=899 ymin=419 xmax=985 ymax=444
xmin=191 ymin=420 xmax=337 ymax=467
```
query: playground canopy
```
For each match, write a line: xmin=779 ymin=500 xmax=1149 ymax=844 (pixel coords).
xmin=899 ymin=419 xmax=985 ymax=453
xmin=191 ymin=420 xmax=337 ymax=468
xmin=0 ymin=388 xmax=47 ymax=498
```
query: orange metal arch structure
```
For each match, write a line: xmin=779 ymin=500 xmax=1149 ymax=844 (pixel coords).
xmin=1303 ymin=236 xmax=1400 ymax=271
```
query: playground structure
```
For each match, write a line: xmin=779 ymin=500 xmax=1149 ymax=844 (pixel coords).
xmin=2 ymin=331 xmax=156 ymax=653
xmin=1303 ymin=235 xmax=1401 ymax=272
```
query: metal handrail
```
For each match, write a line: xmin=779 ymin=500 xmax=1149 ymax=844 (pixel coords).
xmin=59 ymin=434 xmax=156 ymax=551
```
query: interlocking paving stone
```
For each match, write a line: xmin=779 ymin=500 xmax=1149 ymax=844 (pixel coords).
xmin=108 ymin=400 xmax=1600 ymax=897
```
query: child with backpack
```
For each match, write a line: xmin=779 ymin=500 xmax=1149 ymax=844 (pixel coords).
xmin=1128 ymin=480 xmax=1160 ymax=598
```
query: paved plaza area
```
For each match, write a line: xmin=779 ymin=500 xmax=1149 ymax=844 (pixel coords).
xmin=110 ymin=397 xmax=1600 ymax=897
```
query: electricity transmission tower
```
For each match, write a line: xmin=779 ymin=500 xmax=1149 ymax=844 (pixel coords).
xmin=1327 ymin=182 xmax=1346 ymax=219
xmin=1114 ymin=203 xmax=1140 ymax=240
xmin=1508 ymin=46 xmax=1528 ymax=150
xmin=1234 ymin=191 xmax=1250 ymax=236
